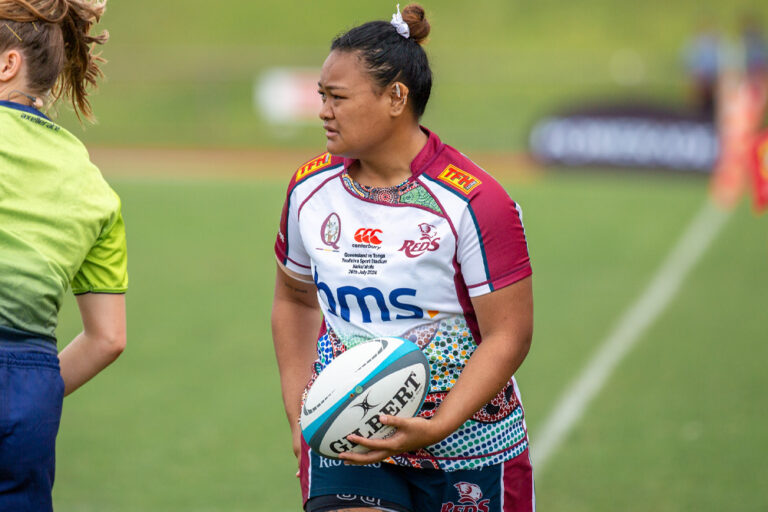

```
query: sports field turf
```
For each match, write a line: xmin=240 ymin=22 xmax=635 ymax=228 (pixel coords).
xmin=61 ymin=0 xmax=768 ymax=150
xmin=52 ymin=166 xmax=767 ymax=511
xmin=42 ymin=0 xmax=768 ymax=509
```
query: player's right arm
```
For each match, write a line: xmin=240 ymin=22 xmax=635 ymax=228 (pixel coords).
xmin=271 ymin=263 xmax=322 ymax=462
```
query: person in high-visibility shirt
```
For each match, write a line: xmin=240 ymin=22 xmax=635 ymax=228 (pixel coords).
xmin=0 ymin=2 xmax=127 ymax=511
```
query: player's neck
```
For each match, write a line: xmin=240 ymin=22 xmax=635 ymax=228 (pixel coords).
xmin=352 ymin=124 xmax=428 ymax=188
xmin=0 ymin=82 xmax=37 ymax=108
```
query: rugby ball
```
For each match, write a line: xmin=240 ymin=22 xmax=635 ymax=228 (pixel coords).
xmin=300 ymin=337 xmax=430 ymax=459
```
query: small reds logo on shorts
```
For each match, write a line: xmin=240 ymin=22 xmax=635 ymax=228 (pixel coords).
xmin=354 ymin=228 xmax=383 ymax=245
xmin=296 ymin=153 xmax=332 ymax=182
xmin=399 ymin=223 xmax=440 ymax=258
xmin=440 ymin=482 xmax=490 ymax=512
xmin=437 ymin=165 xmax=482 ymax=194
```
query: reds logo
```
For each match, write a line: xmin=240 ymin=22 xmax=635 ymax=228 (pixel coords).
xmin=440 ymin=482 xmax=490 ymax=512
xmin=354 ymin=228 xmax=383 ymax=245
xmin=398 ymin=223 xmax=440 ymax=258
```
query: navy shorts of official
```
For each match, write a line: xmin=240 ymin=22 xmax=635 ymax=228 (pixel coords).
xmin=0 ymin=326 xmax=64 ymax=512
xmin=299 ymin=440 xmax=535 ymax=512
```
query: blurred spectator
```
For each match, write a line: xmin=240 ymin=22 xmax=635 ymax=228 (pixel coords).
xmin=741 ymin=16 xmax=768 ymax=81
xmin=684 ymin=23 xmax=721 ymax=118
xmin=740 ymin=16 xmax=768 ymax=123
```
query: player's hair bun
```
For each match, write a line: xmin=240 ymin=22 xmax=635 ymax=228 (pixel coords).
xmin=402 ymin=4 xmax=430 ymax=44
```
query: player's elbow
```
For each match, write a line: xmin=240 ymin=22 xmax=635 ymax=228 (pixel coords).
xmin=96 ymin=329 xmax=126 ymax=361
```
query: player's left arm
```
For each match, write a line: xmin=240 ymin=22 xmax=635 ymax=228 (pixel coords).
xmin=59 ymin=293 xmax=127 ymax=396
xmin=60 ymin=196 xmax=129 ymax=396
xmin=342 ymin=276 xmax=533 ymax=464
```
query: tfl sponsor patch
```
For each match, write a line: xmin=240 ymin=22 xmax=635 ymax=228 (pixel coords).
xmin=437 ymin=165 xmax=482 ymax=194
xmin=296 ymin=152 xmax=332 ymax=182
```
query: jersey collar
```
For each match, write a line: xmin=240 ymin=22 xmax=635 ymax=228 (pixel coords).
xmin=0 ymin=100 xmax=51 ymax=121
xmin=342 ymin=126 xmax=444 ymax=178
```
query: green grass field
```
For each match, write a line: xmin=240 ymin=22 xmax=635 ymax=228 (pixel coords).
xmin=35 ymin=0 xmax=768 ymax=509
xmin=61 ymin=0 xmax=768 ymax=151
xmin=51 ymin=166 xmax=768 ymax=511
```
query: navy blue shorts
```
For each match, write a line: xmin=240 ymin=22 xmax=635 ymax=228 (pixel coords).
xmin=300 ymin=440 xmax=535 ymax=512
xmin=0 ymin=347 xmax=64 ymax=512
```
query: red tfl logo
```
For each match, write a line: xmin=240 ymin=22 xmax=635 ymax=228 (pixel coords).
xmin=354 ymin=228 xmax=383 ymax=245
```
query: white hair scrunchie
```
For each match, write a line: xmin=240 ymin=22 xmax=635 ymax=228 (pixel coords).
xmin=391 ymin=4 xmax=410 ymax=39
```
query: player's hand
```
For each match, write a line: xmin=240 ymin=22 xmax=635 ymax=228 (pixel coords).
xmin=339 ymin=414 xmax=447 ymax=465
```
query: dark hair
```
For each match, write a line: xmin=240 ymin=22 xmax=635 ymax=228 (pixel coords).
xmin=331 ymin=4 xmax=432 ymax=118
xmin=0 ymin=0 xmax=109 ymax=121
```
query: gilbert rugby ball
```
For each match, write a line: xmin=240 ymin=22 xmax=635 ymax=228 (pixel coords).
xmin=300 ymin=337 xmax=430 ymax=459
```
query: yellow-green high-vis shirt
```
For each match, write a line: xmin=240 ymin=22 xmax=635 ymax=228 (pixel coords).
xmin=0 ymin=101 xmax=128 ymax=344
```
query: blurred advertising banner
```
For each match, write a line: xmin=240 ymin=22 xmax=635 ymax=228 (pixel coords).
xmin=752 ymin=131 xmax=768 ymax=212
xmin=255 ymin=68 xmax=321 ymax=124
xmin=529 ymin=104 xmax=719 ymax=172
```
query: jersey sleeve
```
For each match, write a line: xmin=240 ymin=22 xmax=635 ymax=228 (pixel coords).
xmin=456 ymin=183 xmax=531 ymax=297
xmin=71 ymin=198 xmax=129 ymax=295
xmin=274 ymin=185 xmax=312 ymax=276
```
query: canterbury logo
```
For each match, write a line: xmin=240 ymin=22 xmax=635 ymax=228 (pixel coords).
xmin=354 ymin=228 xmax=383 ymax=245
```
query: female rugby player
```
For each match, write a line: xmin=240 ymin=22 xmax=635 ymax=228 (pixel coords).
xmin=0 ymin=1 xmax=127 ymax=510
xmin=272 ymin=5 xmax=534 ymax=511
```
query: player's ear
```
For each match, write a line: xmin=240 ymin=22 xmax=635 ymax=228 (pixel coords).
xmin=389 ymin=81 xmax=409 ymax=117
xmin=0 ymin=50 xmax=23 ymax=82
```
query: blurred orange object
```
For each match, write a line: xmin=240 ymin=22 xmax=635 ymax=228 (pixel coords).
xmin=711 ymin=74 xmax=767 ymax=209
xmin=751 ymin=131 xmax=768 ymax=213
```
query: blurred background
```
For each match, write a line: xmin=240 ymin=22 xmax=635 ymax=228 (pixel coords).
xmin=52 ymin=1 xmax=768 ymax=511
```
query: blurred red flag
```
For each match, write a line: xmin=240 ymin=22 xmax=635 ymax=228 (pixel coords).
xmin=751 ymin=131 xmax=768 ymax=213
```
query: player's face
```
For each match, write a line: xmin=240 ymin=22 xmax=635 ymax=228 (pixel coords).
xmin=317 ymin=50 xmax=394 ymax=158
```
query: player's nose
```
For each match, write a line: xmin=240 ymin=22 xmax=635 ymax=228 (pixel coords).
xmin=319 ymin=101 xmax=333 ymax=121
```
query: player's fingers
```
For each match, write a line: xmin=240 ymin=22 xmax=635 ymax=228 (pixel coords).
xmin=345 ymin=435 xmax=394 ymax=451
xmin=339 ymin=449 xmax=392 ymax=465
xmin=378 ymin=414 xmax=408 ymax=428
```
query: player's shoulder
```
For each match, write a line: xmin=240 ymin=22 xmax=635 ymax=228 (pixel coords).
xmin=421 ymin=144 xmax=507 ymax=203
xmin=286 ymin=151 xmax=345 ymax=194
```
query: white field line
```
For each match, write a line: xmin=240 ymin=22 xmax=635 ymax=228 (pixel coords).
xmin=531 ymin=199 xmax=731 ymax=473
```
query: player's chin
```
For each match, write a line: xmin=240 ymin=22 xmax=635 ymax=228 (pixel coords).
xmin=325 ymin=136 xmax=347 ymax=156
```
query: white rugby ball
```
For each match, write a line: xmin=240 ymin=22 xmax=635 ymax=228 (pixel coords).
xmin=300 ymin=337 xmax=430 ymax=459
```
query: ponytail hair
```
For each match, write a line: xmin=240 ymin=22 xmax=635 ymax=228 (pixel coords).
xmin=0 ymin=0 xmax=108 ymax=121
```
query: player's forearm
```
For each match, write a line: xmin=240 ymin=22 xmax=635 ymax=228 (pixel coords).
xmin=429 ymin=332 xmax=532 ymax=441
xmin=271 ymin=298 xmax=323 ymax=424
xmin=58 ymin=329 xmax=126 ymax=396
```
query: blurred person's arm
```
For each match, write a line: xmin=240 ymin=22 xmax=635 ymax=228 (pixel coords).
xmin=272 ymin=264 xmax=323 ymax=462
xmin=58 ymin=293 xmax=127 ymax=396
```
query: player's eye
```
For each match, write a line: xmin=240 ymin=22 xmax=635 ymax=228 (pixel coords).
xmin=318 ymin=90 xmax=326 ymax=101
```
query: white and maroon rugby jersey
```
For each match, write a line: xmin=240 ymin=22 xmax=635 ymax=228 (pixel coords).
xmin=275 ymin=128 xmax=532 ymax=471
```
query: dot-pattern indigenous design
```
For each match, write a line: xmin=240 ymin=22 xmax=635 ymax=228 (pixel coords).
xmin=422 ymin=316 xmax=477 ymax=392
xmin=307 ymin=316 xmax=529 ymax=471
xmin=426 ymin=407 xmax=528 ymax=471
xmin=341 ymin=172 xmax=442 ymax=215
xmin=401 ymin=322 xmax=439 ymax=349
